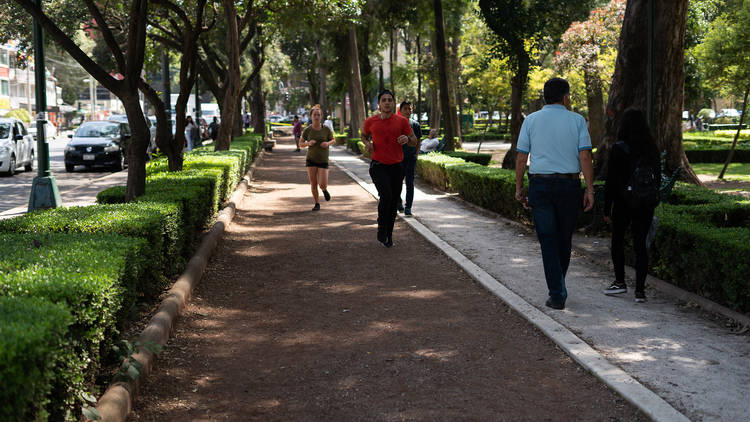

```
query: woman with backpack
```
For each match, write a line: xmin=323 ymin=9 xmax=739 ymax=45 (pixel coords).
xmin=603 ymin=108 xmax=661 ymax=302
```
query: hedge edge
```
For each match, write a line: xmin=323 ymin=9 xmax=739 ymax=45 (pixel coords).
xmin=90 ymin=149 xmax=264 ymax=422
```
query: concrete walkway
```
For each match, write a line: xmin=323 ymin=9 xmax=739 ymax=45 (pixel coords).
xmin=329 ymin=146 xmax=750 ymax=422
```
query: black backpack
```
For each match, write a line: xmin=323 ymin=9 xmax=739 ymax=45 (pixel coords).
xmin=620 ymin=142 xmax=660 ymax=209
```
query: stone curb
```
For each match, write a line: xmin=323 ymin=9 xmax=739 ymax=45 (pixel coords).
xmin=90 ymin=151 xmax=264 ymax=422
xmin=331 ymin=156 xmax=690 ymax=422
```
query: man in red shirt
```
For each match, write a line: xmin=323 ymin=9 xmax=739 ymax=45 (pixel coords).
xmin=362 ymin=90 xmax=418 ymax=247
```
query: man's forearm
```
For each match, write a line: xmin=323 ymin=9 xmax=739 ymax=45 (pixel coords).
xmin=515 ymin=153 xmax=528 ymax=190
xmin=580 ymin=150 xmax=594 ymax=191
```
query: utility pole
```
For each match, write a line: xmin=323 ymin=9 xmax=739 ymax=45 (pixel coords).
xmin=28 ymin=0 xmax=61 ymax=212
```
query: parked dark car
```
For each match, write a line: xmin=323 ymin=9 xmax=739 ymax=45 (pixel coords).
xmin=64 ymin=121 xmax=130 ymax=172
xmin=109 ymin=114 xmax=157 ymax=154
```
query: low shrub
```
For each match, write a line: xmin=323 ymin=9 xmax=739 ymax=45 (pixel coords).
xmin=357 ymin=141 xmax=372 ymax=159
xmin=0 ymin=296 xmax=71 ymax=422
xmin=460 ymin=132 xmax=509 ymax=143
xmin=348 ymin=137 xmax=361 ymax=153
xmin=444 ymin=151 xmax=493 ymax=166
xmin=714 ymin=129 xmax=750 ymax=139
xmin=0 ymin=203 xmax=179 ymax=295
xmin=653 ymin=205 xmax=750 ymax=312
xmin=684 ymin=148 xmax=750 ymax=163
xmin=415 ymin=153 xmax=467 ymax=190
xmin=0 ymin=232 xmax=149 ymax=419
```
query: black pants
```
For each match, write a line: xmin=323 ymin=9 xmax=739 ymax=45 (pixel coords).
xmin=611 ymin=203 xmax=654 ymax=293
xmin=369 ymin=160 xmax=404 ymax=240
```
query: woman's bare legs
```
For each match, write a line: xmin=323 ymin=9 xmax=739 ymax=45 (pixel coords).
xmin=307 ymin=166 xmax=320 ymax=204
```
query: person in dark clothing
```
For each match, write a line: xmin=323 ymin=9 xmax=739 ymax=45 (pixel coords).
xmin=397 ymin=101 xmax=422 ymax=216
xmin=603 ymin=108 xmax=661 ymax=303
xmin=208 ymin=117 xmax=219 ymax=141
xmin=362 ymin=90 xmax=418 ymax=248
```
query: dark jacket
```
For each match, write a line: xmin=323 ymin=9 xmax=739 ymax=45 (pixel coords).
xmin=604 ymin=141 xmax=661 ymax=217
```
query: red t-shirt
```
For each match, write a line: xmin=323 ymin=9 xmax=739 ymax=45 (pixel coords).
xmin=362 ymin=113 xmax=413 ymax=164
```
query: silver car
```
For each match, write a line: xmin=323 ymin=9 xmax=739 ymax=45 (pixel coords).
xmin=0 ymin=117 xmax=35 ymax=176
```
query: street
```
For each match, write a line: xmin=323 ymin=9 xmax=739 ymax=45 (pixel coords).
xmin=0 ymin=131 xmax=128 ymax=219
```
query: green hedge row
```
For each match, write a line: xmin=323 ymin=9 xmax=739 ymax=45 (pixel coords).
xmin=443 ymin=151 xmax=493 ymax=166
xmin=415 ymin=154 xmax=750 ymax=314
xmin=0 ymin=133 xmax=263 ymax=420
xmin=684 ymin=148 xmax=750 ymax=163
xmin=0 ymin=233 xmax=149 ymax=420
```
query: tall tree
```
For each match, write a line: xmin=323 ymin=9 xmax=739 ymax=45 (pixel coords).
xmin=433 ymin=0 xmax=458 ymax=150
xmin=147 ymin=0 xmax=211 ymax=169
xmin=554 ymin=0 xmax=625 ymax=147
xmin=478 ymin=0 xmax=595 ymax=168
xmin=5 ymin=0 xmax=152 ymax=200
xmin=694 ymin=0 xmax=749 ymax=179
xmin=599 ymin=0 xmax=700 ymax=183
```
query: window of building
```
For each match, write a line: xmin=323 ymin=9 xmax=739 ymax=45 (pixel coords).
xmin=0 ymin=50 xmax=8 ymax=66
xmin=0 ymin=80 xmax=9 ymax=96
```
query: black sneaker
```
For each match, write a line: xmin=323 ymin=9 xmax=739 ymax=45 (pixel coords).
xmin=604 ymin=282 xmax=627 ymax=295
xmin=397 ymin=203 xmax=404 ymax=212
xmin=323 ymin=189 xmax=331 ymax=201
xmin=312 ymin=203 xmax=320 ymax=211
xmin=635 ymin=291 xmax=646 ymax=303
xmin=545 ymin=298 xmax=565 ymax=310
xmin=404 ymin=208 xmax=412 ymax=216
xmin=295 ymin=148 xmax=301 ymax=152
xmin=384 ymin=236 xmax=393 ymax=248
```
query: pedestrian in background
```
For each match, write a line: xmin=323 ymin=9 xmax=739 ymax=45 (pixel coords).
xmin=397 ymin=101 xmax=422 ymax=216
xmin=300 ymin=105 xmax=335 ymax=211
xmin=185 ymin=115 xmax=196 ymax=151
xmin=324 ymin=115 xmax=335 ymax=134
xmin=208 ymin=116 xmax=219 ymax=141
xmin=362 ymin=90 xmax=418 ymax=247
xmin=603 ymin=108 xmax=661 ymax=303
xmin=514 ymin=77 xmax=594 ymax=310
xmin=293 ymin=115 xmax=302 ymax=152
xmin=420 ymin=129 xmax=440 ymax=153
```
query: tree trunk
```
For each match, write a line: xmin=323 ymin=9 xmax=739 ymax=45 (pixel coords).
xmin=215 ymin=0 xmax=241 ymax=150
xmin=417 ymin=35 xmax=422 ymax=125
xmin=598 ymin=0 xmax=698 ymax=183
xmin=502 ymin=53 xmax=529 ymax=169
xmin=140 ymin=80 xmax=182 ymax=171
xmin=450 ymin=36 xmax=462 ymax=147
xmin=718 ymin=87 xmax=749 ymax=179
xmin=340 ymin=95 xmax=347 ymax=133
xmin=122 ymin=93 xmax=149 ymax=200
xmin=347 ymin=25 xmax=366 ymax=138
xmin=584 ymin=68 xmax=605 ymax=148
xmin=429 ymin=85 xmax=441 ymax=129
xmin=433 ymin=0 xmax=457 ymax=150
xmin=389 ymin=30 xmax=395 ymax=90
xmin=315 ymin=39 xmax=327 ymax=119
xmin=251 ymin=75 xmax=265 ymax=135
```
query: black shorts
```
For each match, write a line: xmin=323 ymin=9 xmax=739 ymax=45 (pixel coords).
xmin=306 ymin=159 xmax=329 ymax=169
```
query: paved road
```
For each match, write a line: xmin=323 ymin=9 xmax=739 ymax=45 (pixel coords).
xmin=0 ymin=131 xmax=127 ymax=218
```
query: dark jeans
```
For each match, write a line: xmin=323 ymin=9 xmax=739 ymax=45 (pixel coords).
xmin=401 ymin=153 xmax=417 ymax=209
xmin=528 ymin=178 xmax=582 ymax=304
xmin=611 ymin=203 xmax=654 ymax=293
xmin=369 ymin=160 xmax=404 ymax=240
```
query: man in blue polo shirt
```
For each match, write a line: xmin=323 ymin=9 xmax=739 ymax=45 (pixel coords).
xmin=514 ymin=77 xmax=594 ymax=310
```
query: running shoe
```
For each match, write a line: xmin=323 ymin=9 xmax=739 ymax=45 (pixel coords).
xmin=604 ymin=282 xmax=627 ymax=295
xmin=635 ymin=291 xmax=646 ymax=303
xmin=404 ymin=208 xmax=412 ymax=216
xmin=323 ymin=189 xmax=331 ymax=201
xmin=312 ymin=203 xmax=320 ymax=211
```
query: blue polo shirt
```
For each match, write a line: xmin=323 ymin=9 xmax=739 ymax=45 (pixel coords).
xmin=516 ymin=104 xmax=592 ymax=174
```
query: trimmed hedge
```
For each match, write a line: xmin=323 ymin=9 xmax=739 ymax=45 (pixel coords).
xmin=444 ymin=151 xmax=493 ymax=166
xmin=0 ymin=203 xmax=179 ymax=294
xmin=0 ymin=296 xmax=71 ymax=422
xmin=446 ymin=163 xmax=532 ymax=223
xmin=684 ymin=148 xmax=750 ymax=163
xmin=0 ymin=233 xmax=149 ymax=420
xmin=348 ymin=137 xmax=361 ymax=153
xmin=415 ymin=153 xmax=466 ymax=190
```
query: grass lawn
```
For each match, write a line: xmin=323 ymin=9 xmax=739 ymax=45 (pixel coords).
xmin=691 ymin=162 xmax=750 ymax=181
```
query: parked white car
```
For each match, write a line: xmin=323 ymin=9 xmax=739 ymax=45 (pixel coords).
xmin=0 ymin=117 xmax=35 ymax=176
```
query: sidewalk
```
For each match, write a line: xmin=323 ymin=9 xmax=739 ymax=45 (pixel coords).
xmin=129 ymin=138 xmax=647 ymax=421
xmin=328 ymin=147 xmax=750 ymax=422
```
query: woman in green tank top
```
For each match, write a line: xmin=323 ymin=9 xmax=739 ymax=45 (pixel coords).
xmin=300 ymin=105 xmax=335 ymax=211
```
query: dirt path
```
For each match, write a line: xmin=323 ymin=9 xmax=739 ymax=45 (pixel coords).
xmin=130 ymin=138 xmax=645 ymax=421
